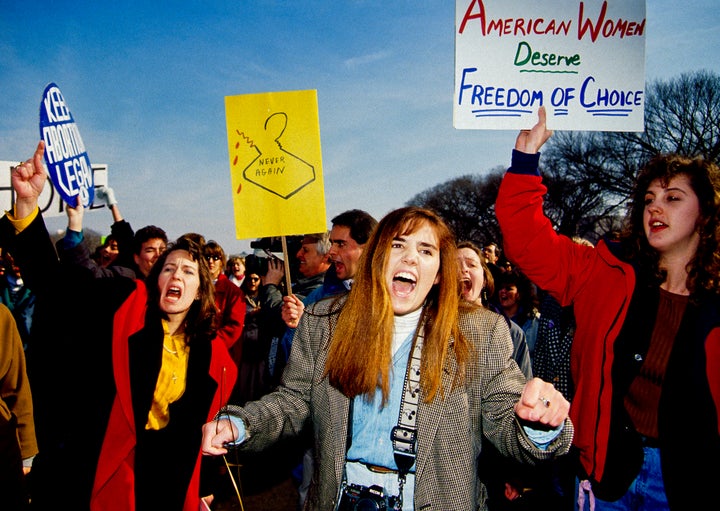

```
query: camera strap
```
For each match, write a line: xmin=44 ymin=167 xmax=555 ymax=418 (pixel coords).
xmin=338 ymin=322 xmax=424 ymax=511
xmin=391 ymin=327 xmax=423 ymax=477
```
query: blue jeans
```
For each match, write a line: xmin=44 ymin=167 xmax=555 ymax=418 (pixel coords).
xmin=576 ymin=447 xmax=668 ymax=511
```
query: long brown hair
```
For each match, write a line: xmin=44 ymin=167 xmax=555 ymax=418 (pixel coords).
xmin=325 ymin=207 xmax=470 ymax=404
xmin=620 ymin=154 xmax=720 ymax=295
xmin=146 ymin=236 xmax=217 ymax=343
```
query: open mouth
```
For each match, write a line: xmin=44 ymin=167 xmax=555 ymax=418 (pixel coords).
xmin=461 ymin=278 xmax=472 ymax=293
xmin=392 ymin=271 xmax=417 ymax=297
xmin=649 ymin=220 xmax=667 ymax=232
xmin=165 ymin=285 xmax=182 ymax=301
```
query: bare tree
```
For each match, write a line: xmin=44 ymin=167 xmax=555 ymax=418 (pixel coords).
xmin=623 ymin=69 xmax=720 ymax=161
xmin=543 ymin=70 xmax=720 ymax=238
xmin=406 ymin=168 xmax=505 ymax=245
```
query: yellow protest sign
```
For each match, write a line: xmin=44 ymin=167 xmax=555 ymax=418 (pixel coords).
xmin=225 ymin=89 xmax=327 ymax=239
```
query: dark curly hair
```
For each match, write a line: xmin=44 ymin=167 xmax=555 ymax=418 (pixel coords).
xmin=619 ymin=153 xmax=720 ymax=296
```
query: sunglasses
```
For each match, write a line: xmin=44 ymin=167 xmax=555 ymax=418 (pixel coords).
xmin=205 ymin=255 xmax=221 ymax=262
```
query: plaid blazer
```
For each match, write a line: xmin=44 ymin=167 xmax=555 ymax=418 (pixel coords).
xmin=226 ymin=296 xmax=573 ymax=510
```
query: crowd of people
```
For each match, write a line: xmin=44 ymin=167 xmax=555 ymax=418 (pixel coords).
xmin=2 ymin=105 xmax=719 ymax=511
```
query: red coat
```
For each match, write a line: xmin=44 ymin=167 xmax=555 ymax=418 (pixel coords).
xmin=91 ymin=280 xmax=238 ymax=511
xmin=496 ymin=150 xmax=720 ymax=501
xmin=214 ymin=273 xmax=246 ymax=350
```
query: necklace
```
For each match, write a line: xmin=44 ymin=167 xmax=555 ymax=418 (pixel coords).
xmin=163 ymin=344 xmax=178 ymax=355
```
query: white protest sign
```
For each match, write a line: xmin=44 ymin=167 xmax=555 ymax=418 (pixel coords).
xmin=454 ymin=0 xmax=646 ymax=131
xmin=39 ymin=83 xmax=95 ymax=206
xmin=0 ymin=160 xmax=108 ymax=217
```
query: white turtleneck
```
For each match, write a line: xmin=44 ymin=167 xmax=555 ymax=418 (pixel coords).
xmin=392 ymin=307 xmax=423 ymax=356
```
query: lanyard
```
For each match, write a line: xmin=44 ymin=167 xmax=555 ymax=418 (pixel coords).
xmin=391 ymin=328 xmax=423 ymax=477
xmin=340 ymin=322 xmax=425 ymax=511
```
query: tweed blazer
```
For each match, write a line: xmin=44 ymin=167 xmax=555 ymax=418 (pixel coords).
xmin=225 ymin=295 xmax=573 ymax=510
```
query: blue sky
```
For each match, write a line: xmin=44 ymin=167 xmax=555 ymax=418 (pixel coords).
xmin=2 ymin=0 xmax=719 ymax=255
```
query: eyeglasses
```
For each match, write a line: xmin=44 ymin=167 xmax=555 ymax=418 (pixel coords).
xmin=205 ymin=255 xmax=221 ymax=262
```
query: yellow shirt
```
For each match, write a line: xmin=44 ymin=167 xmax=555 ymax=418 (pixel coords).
xmin=145 ymin=320 xmax=189 ymax=430
xmin=8 ymin=208 xmax=189 ymax=431
xmin=6 ymin=205 xmax=38 ymax=232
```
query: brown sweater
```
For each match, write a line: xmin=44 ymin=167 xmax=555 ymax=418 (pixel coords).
xmin=625 ymin=288 xmax=688 ymax=439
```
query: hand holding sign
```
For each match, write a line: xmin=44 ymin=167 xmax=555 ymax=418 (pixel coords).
xmin=514 ymin=106 xmax=553 ymax=154
xmin=39 ymin=83 xmax=94 ymax=207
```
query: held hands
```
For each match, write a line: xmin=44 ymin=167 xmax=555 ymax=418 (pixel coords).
xmin=515 ymin=106 xmax=553 ymax=155
xmin=12 ymin=141 xmax=47 ymax=219
xmin=281 ymin=294 xmax=305 ymax=328
xmin=514 ymin=377 xmax=569 ymax=428
xmin=201 ymin=419 xmax=238 ymax=456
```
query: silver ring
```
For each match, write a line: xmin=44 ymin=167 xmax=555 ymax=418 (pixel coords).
xmin=539 ymin=396 xmax=551 ymax=408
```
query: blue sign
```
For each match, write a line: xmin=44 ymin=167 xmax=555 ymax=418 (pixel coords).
xmin=39 ymin=83 xmax=94 ymax=207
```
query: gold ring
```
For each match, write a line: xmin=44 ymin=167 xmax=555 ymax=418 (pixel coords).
xmin=539 ymin=396 xmax=551 ymax=408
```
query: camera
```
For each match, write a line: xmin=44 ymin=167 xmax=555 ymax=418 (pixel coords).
xmin=336 ymin=483 xmax=399 ymax=511
xmin=249 ymin=236 xmax=287 ymax=253
xmin=246 ymin=236 xmax=302 ymax=277
xmin=244 ymin=253 xmax=273 ymax=276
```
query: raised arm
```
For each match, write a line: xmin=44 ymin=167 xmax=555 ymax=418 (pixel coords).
xmin=65 ymin=194 xmax=85 ymax=233
xmin=96 ymin=185 xmax=123 ymax=223
xmin=11 ymin=141 xmax=47 ymax=219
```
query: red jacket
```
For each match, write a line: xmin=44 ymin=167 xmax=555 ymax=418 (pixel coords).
xmin=214 ymin=273 xmax=246 ymax=350
xmin=496 ymin=150 xmax=720 ymax=504
xmin=91 ymin=280 xmax=238 ymax=511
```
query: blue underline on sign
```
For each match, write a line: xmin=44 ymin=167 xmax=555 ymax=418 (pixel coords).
xmin=586 ymin=108 xmax=632 ymax=117
xmin=472 ymin=108 xmax=533 ymax=117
